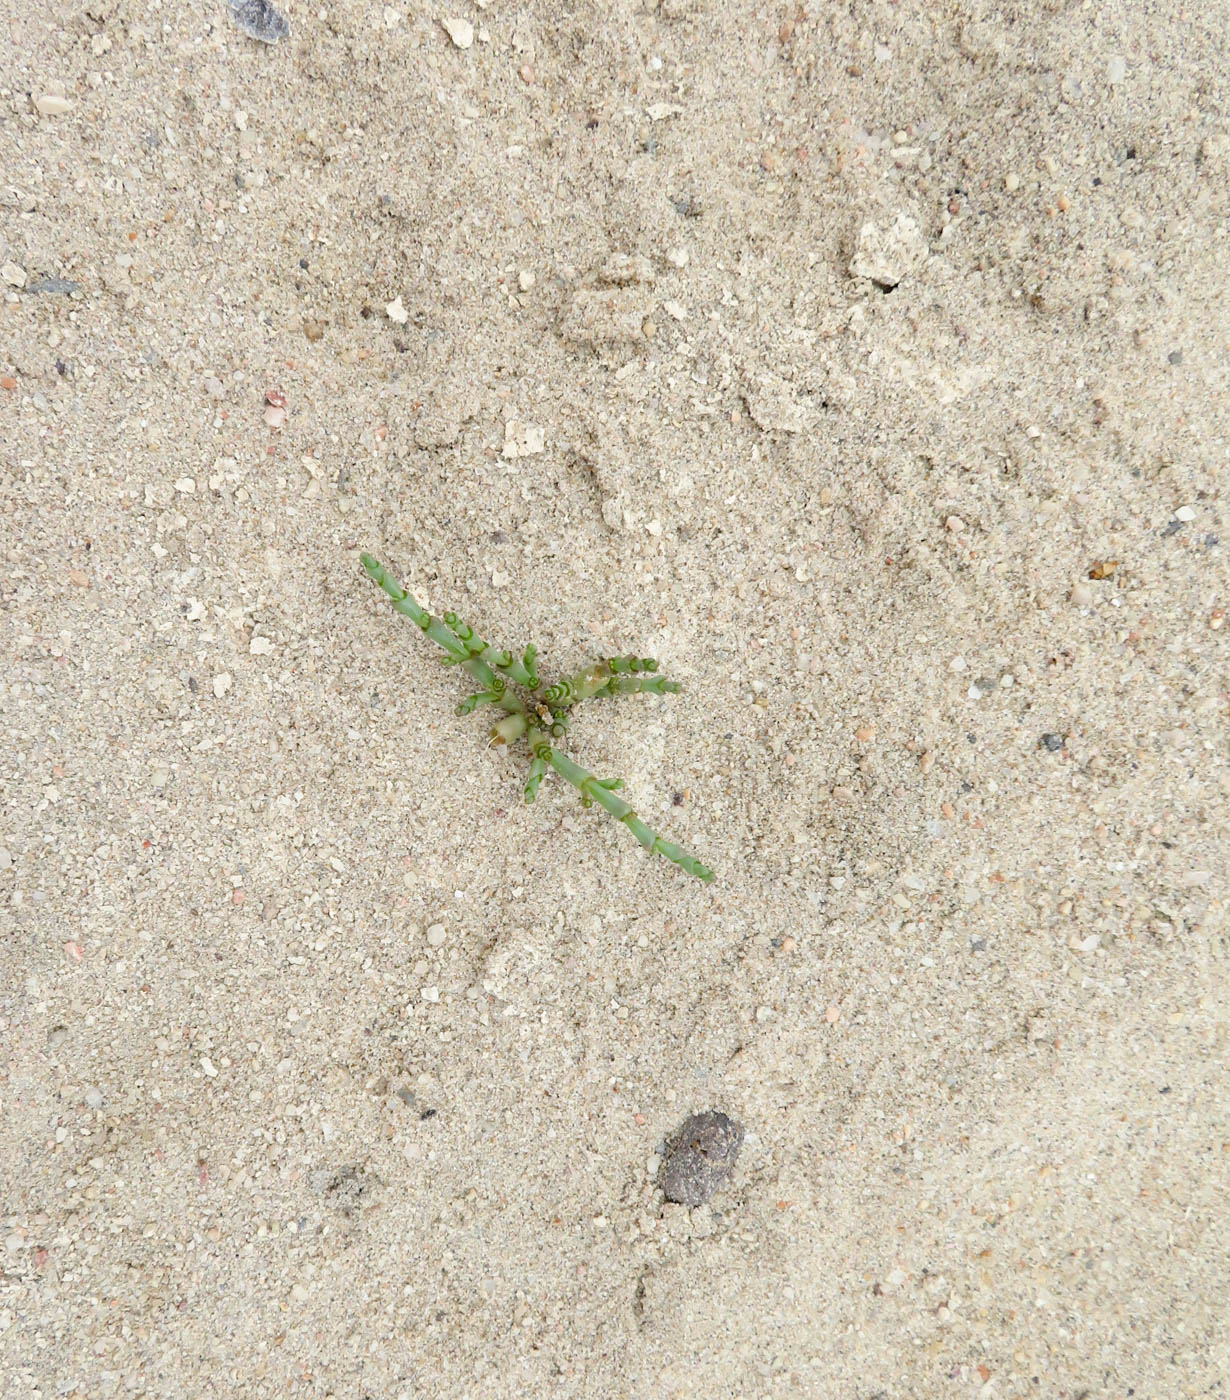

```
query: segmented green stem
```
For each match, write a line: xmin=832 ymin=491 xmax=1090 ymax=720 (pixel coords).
xmin=443 ymin=611 xmax=538 ymax=689
xmin=362 ymin=555 xmax=468 ymax=660
xmin=545 ymin=660 xmax=680 ymax=707
xmin=524 ymin=727 xmax=552 ymax=802
xmin=457 ymin=678 xmax=506 ymax=716
xmin=524 ymin=754 xmax=549 ymax=802
xmin=442 ymin=613 xmax=485 ymax=655
xmin=542 ymin=745 xmax=714 ymax=883
xmin=361 ymin=555 xmax=525 ymax=719
xmin=543 ymin=661 xmax=611 ymax=709
xmin=605 ymin=675 xmax=681 ymax=697
xmin=606 ymin=656 xmax=659 ymax=674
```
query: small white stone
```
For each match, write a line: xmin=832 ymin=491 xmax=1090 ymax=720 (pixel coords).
xmin=263 ymin=404 xmax=286 ymax=429
xmin=291 ymin=1283 xmax=309 ymax=1302
xmin=502 ymin=419 xmax=545 ymax=458
xmin=1178 ymin=869 xmax=1211 ymax=887
xmin=1174 ymin=504 xmax=1196 ymax=522
xmin=249 ymin=636 xmax=274 ymax=656
xmin=200 ymin=1056 xmax=218 ymax=1078
xmin=442 ymin=16 xmax=474 ymax=48
xmin=663 ymin=298 xmax=686 ymax=320
xmin=386 ymin=295 xmax=409 ymax=324
xmin=426 ymin=923 xmax=447 ymax=947
xmin=665 ymin=246 xmax=689 ymax=268
xmin=1107 ymin=55 xmax=1127 ymax=84
xmin=174 ymin=476 xmax=196 ymax=494
xmin=84 ymin=1086 xmax=104 ymax=1109
xmin=1004 ymin=171 xmax=1020 ymax=192
xmin=1 ymin=261 xmax=26 ymax=288
xmin=421 ymin=985 xmax=440 ymax=1003
xmin=944 ymin=514 xmax=965 ymax=532
xmin=213 ymin=672 xmax=233 ymax=698
xmin=35 ymin=93 xmax=74 ymax=117
xmin=1070 ymin=582 xmax=1093 ymax=607
xmin=948 ymin=655 xmax=967 ymax=672
xmin=518 ymin=268 xmax=535 ymax=291
xmin=848 ymin=211 xmax=928 ymax=288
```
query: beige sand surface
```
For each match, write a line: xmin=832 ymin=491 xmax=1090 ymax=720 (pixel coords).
xmin=2 ymin=2 xmax=1227 ymax=1396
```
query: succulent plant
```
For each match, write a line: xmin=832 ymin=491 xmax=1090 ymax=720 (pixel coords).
xmin=361 ymin=553 xmax=714 ymax=883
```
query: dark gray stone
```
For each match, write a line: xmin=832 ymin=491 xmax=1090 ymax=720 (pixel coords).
xmin=227 ymin=0 xmax=290 ymax=43
xmin=662 ymin=1110 xmax=743 ymax=1206
xmin=25 ymin=277 xmax=79 ymax=296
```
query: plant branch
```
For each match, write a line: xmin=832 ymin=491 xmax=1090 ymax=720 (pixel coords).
xmin=534 ymin=734 xmax=715 ymax=883
xmin=362 ymin=553 xmax=713 ymax=883
xmin=361 ymin=554 xmax=525 ymax=718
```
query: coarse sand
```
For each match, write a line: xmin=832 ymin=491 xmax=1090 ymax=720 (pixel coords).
xmin=2 ymin=2 xmax=1227 ymax=1396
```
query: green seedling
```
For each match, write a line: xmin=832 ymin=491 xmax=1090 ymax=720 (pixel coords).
xmin=361 ymin=553 xmax=714 ymax=883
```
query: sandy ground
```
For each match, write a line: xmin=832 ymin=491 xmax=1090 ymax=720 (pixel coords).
xmin=2 ymin=2 xmax=1228 ymax=1396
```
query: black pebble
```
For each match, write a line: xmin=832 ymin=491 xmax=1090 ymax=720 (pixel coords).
xmin=662 ymin=1110 xmax=743 ymax=1207
xmin=1039 ymin=732 xmax=1065 ymax=752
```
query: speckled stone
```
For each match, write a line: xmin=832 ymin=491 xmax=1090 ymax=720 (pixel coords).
xmin=661 ymin=1110 xmax=743 ymax=1206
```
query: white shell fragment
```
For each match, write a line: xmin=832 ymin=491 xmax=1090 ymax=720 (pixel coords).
xmin=502 ymin=420 xmax=545 ymax=458
xmin=442 ymin=17 xmax=474 ymax=49
xmin=848 ymin=212 xmax=928 ymax=289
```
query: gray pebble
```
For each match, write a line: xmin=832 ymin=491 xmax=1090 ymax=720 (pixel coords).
xmin=227 ymin=0 xmax=290 ymax=44
xmin=1039 ymin=732 xmax=1066 ymax=752
xmin=661 ymin=1110 xmax=743 ymax=1206
xmin=83 ymin=1086 xmax=104 ymax=1110
xmin=25 ymin=277 xmax=79 ymax=295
